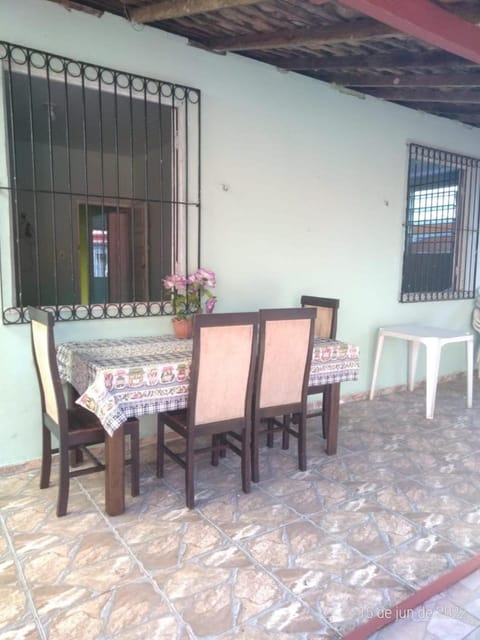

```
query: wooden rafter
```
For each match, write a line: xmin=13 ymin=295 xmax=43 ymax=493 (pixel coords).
xmin=404 ymin=102 xmax=480 ymax=114
xmin=130 ymin=0 xmax=260 ymax=24
xmin=450 ymin=115 xmax=480 ymax=124
xmin=284 ymin=50 xmax=466 ymax=71
xmin=208 ymin=18 xmax=393 ymax=51
xmin=40 ymin=0 xmax=480 ymax=129
xmin=206 ymin=2 xmax=480 ymax=53
xmin=332 ymin=0 xmax=480 ymax=65
xmin=327 ymin=71 xmax=480 ymax=88
xmin=365 ymin=87 xmax=480 ymax=103
xmin=427 ymin=112 xmax=480 ymax=125
xmin=48 ymin=0 xmax=103 ymax=15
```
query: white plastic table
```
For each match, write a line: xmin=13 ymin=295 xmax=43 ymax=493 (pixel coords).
xmin=369 ymin=324 xmax=473 ymax=419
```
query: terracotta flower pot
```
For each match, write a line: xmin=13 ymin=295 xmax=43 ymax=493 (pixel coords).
xmin=172 ymin=317 xmax=193 ymax=339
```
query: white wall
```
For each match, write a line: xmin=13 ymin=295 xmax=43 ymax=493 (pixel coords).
xmin=1 ymin=0 xmax=480 ymax=466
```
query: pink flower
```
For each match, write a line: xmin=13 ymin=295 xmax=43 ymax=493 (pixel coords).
xmin=193 ymin=268 xmax=216 ymax=288
xmin=163 ymin=267 xmax=216 ymax=319
xmin=205 ymin=297 xmax=217 ymax=314
xmin=163 ymin=274 xmax=187 ymax=291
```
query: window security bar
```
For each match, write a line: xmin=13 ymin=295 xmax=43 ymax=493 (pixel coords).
xmin=0 ymin=41 xmax=201 ymax=324
xmin=401 ymin=143 xmax=480 ymax=303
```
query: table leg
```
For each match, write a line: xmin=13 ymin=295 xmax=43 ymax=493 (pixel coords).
xmin=369 ymin=331 xmax=384 ymax=400
xmin=105 ymin=425 xmax=125 ymax=516
xmin=408 ymin=340 xmax=420 ymax=391
xmin=65 ymin=384 xmax=84 ymax=466
xmin=467 ymin=337 xmax=474 ymax=409
xmin=325 ymin=383 xmax=340 ymax=455
xmin=425 ymin=342 xmax=441 ymax=420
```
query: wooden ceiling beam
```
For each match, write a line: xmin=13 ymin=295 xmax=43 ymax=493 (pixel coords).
xmin=332 ymin=0 xmax=480 ymax=64
xmin=404 ymin=102 xmax=480 ymax=114
xmin=365 ymin=87 xmax=480 ymax=103
xmin=208 ymin=19 xmax=393 ymax=51
xmin=284 ymin=50 xmax=466 ymax=71
xmin=448 ymin=3 xmax=480 ymax=24
xmin=130 ymin=0 xmax=260 ymax=24
xmin=48 ymin=0 xmax=103 ymax=15
xmin=407 ymin=108 xmax=480 ymax=124
xmin=206 ymin=2 xmax=480 ymax=52
xmin=327 ymin=71 xmax=480 ymax=87
xmin=450 ymin=115 xmax=480 ymax=124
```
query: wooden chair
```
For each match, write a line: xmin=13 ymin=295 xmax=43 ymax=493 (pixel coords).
xmin=156 ymin=312 xmax=258 ymax=509
xmin=28 ymin=306 xmax=140 ymax=517
xmin=301 ymin=295 xmax=340 ymax=438
xmin=251 ymin=307 xmax=316 ymax=483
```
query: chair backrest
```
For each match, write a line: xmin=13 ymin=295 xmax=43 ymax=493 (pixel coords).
xmin=301 ymin=295 xmax=340 ymax=339
xmin=189 ymin=312 xmax=258 ymax=426
xmin=256 ymin=308 xmax=316 ymax=411
xmin=28 ymin=306 xmax=67 ymax=426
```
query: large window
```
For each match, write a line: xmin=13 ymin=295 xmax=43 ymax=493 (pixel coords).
xmin=0 ymin=42 xmax=200 ymax=323
xmin=401 ymin=143 xmax=480 ymax=302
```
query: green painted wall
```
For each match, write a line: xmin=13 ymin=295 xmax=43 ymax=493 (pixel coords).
xmin=1 ymin=0 xmax=480 ymax=466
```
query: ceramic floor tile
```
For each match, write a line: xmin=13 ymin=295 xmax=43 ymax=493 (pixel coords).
xmin=253 ymin=598 xmax=331 ymax=635
xmin=103 ymin=581 xmax=174 ymax=636
xmin=0 ymin=585 xmax=29 ymax=627
xmin=3 ymin=375 xmax=480 ymax=640
xmin=45 ymin=590 xmax=111 ymax=639
xmin=374 ymin=542 xmax=473 ymax=591
xmin=0 ymin=620 xmax=42 ymax=639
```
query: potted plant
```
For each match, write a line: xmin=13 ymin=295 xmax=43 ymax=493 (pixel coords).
xmin=163 ymin=268 xmax=217 ymax=338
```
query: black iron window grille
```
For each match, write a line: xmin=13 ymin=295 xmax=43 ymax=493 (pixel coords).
xmin=0 ymin=41 xmax=201 ymax=324
xmin=401 ymin=143 xmax=480 ymax=302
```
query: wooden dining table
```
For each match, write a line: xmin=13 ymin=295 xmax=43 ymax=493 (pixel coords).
xmin=57 ymin=334 xmax=360 ymax=515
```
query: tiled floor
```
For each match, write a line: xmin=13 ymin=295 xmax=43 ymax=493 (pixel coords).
xmin=1 ymin=376 xmax=480 ymax=639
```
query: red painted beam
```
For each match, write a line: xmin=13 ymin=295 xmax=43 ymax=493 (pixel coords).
xmin=326 ymin=0 xmax=480 ymax=64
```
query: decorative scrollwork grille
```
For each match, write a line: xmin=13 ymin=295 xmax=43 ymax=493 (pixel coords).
xmin=0 ymin=41 xmax=201 ymax=323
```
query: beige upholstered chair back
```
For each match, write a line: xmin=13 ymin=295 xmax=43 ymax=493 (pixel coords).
xmin=257 ymin=309 xmax=315 ymax=409
xmin=29 ymin=308 xmax=63 ymax=424
xmin=303 ymin=305 xmax=333 ymax=338
xmin=301 ymin=296 xmax=339 ymax=340
xmin=192 ymin=315 xmax=257 ymax=426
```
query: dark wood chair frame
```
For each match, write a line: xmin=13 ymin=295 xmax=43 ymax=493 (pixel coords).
xmin=251 ymin=307 xmax=316 ymax=483
xmin=301 ymin=295 xmax=340 ymax=439
xmin=28 ymin=306 xmax=140 ymax=517
xmin=156 ymin=312 xmax=259 ymax=509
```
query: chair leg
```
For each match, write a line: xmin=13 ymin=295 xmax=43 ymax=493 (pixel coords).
xmin=69 ymin=447 xmax=84 ymax=467
xmin=282 ymin=414 xmax=290 ymax=450
xmin=129 ymin=423 xmax=140 ymax=497
xmin=211 ymin=434 xmax=220 ymax=466
xmin=219 ymin=435 xmax=227 ymax=458
xmin=185 ymin=430 xmax=195 ymax=509
xmin=241 ymin=424 xmax=251 ymax=494
xmin=266 ymin=418 xmax=275 ymax=448
xmin=40 ymin=425 xmax=52 ymax=490
xmin=298 ymin=412 xmax=307 ymax=472
xmin=57 ymin=442 xmax=70 ymax=517
xmin=321 ymin=390 xmax=329 ymax=439
xmin=251 ymin=415 xmax=260 ymax=483
xmin=156 ymin=417 xmax=165 ymax=478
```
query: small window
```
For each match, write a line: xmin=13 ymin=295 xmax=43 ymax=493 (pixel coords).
xmin=401 ymin=143 xmax=480 ymax=302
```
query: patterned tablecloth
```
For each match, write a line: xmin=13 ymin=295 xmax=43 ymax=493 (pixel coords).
xmin=57 ymin=335 xmax=359 ymax=435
